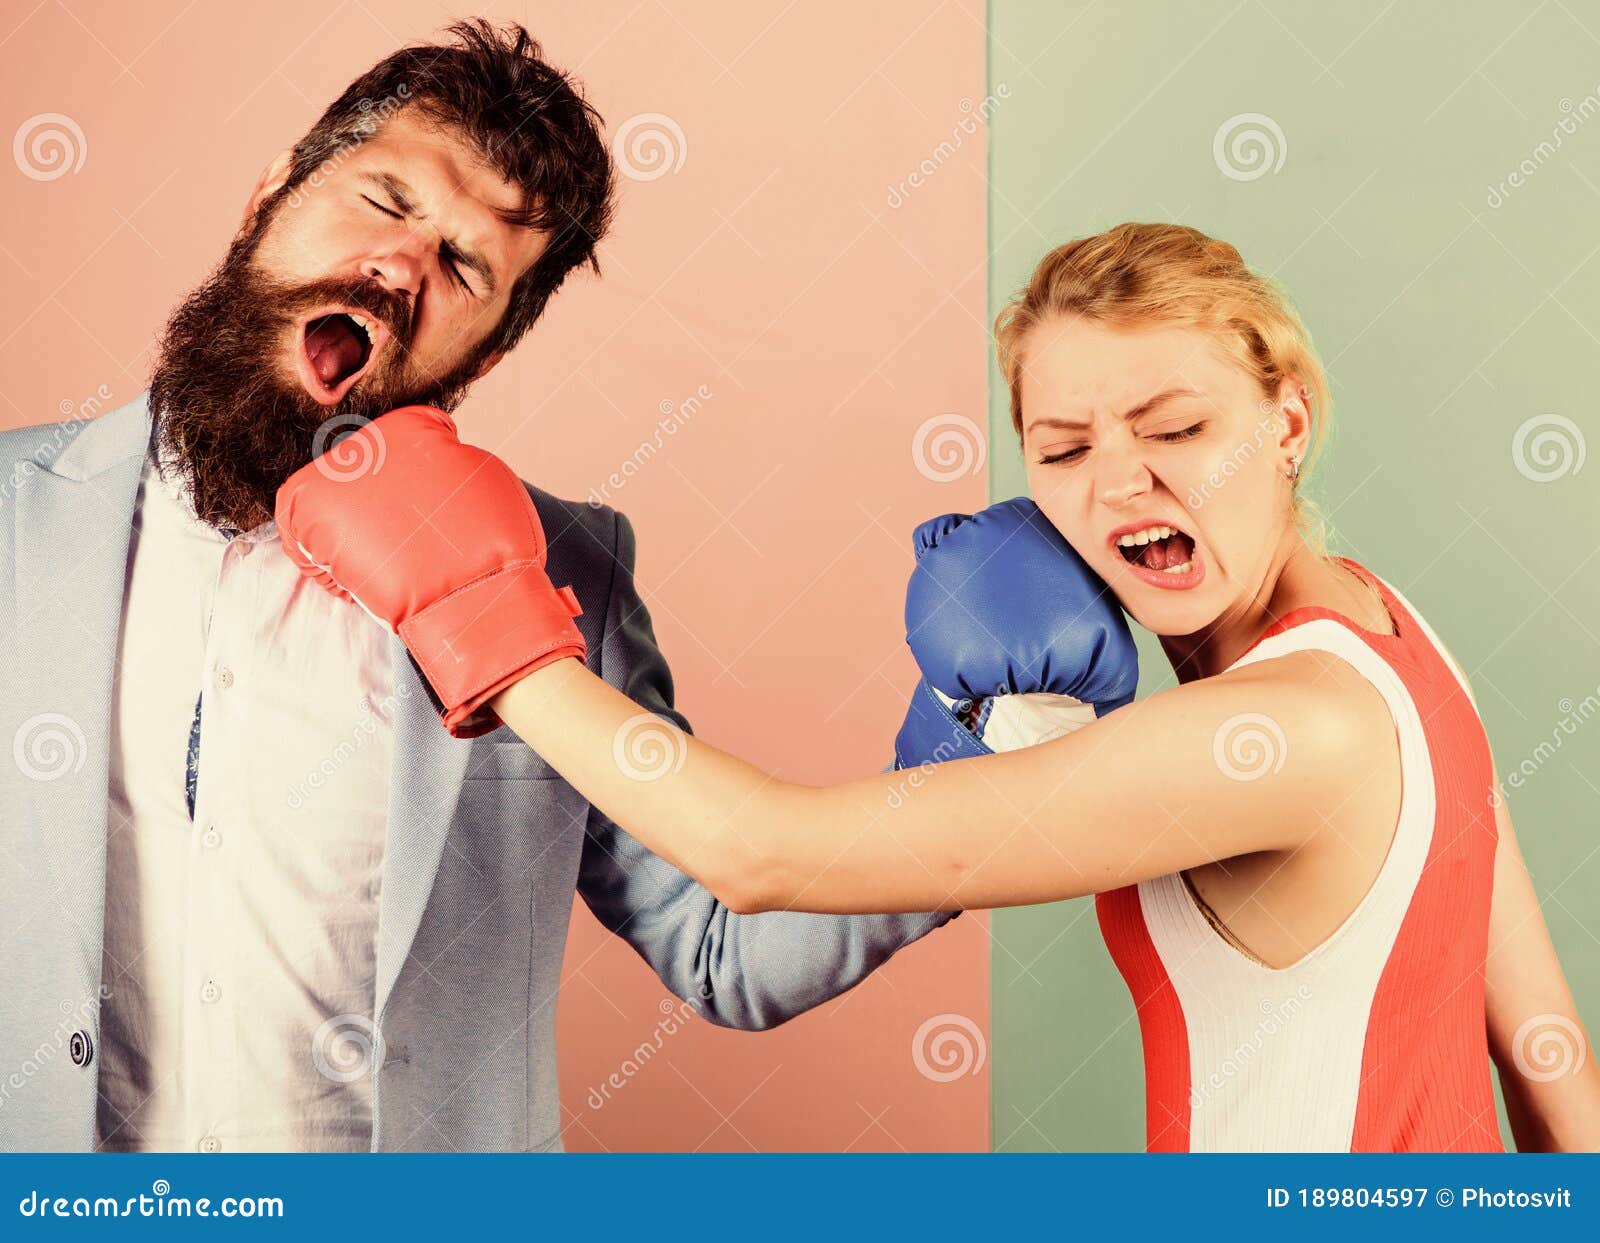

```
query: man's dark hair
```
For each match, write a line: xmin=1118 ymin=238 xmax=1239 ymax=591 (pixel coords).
xmin=282 ymin=18 xmax=614 ymax=360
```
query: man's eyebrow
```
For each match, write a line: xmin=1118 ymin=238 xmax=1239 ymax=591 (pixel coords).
xmin=361 ymin=171 xmax=498 ymax=296
xmin=1026 ymin=386 xmax=1203 ymax=434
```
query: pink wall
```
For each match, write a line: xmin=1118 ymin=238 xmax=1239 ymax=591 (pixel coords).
xmin=1 ymin=1 xmax=991 ymax=1151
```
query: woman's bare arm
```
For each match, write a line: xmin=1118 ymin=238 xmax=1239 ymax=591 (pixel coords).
xmin=492 ymin=647 xmax=1378 ymax=915
xmin=1484 ymin=785 xmax=1600 ymax=1151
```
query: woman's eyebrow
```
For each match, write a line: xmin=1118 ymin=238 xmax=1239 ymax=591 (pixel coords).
xmin=1027 ymin=386 xmax=1203 ymax=434
xmin=361 ymin=170 xmax=498 ymax=295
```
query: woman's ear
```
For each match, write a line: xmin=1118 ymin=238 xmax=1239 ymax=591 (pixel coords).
xmin=1272 ymin=375 xmax=1313 ymax=464
xmin=241 ymin=148 xmax=296 ymax=230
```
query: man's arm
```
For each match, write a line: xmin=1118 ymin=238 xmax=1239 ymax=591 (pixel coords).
xmin=574 ymin=508 xmax=955 ymax=1031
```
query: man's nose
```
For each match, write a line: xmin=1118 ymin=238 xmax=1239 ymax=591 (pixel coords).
xmin=359 ymin=250 xmax=422 ymax=302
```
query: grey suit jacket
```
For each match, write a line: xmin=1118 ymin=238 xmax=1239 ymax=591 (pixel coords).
xmin=0 ymin=392 xmax=953 ymax=1152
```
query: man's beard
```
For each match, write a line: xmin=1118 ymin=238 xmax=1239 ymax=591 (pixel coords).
xmin=147 ymin=196 xmax=489 ymax=533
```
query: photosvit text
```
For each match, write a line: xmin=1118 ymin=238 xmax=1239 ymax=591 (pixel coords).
xmin=1264 ymin=1186 xmax=1572 ymax=1209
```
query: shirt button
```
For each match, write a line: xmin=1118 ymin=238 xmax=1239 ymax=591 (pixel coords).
xmin=198 ymin=1136 xmax=221 ymax=1153
xmin=69 ymin=1030 xmax=94 ymax=1067
xmin=215 ymin=667 xmax=234 ymax=691
xmin=199 ymin=980 xmax=221 ymax=1004
xmin=201 ymin=828 xmax=222 ymax=849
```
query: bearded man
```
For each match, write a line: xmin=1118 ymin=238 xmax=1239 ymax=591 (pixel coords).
xmin=0 ymin=19 xmax=951 ymax=1154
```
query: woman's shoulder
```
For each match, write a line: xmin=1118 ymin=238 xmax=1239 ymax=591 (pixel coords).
xmin=1205 ymin=646 xmax=1398 ymax=768
xmin=1116 ymin=644 xmax=1394 ymax=785
xmin=1085 ymin=649 xmax=1394 ymax=859
xmin=1214 ymin=640 xmax=1383 ymax=699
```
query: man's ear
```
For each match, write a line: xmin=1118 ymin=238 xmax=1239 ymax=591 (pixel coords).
xmin=242 ymin=148 xmax=296 ymax=230
xmin=471 ymin=349 xmax=506 ymax=382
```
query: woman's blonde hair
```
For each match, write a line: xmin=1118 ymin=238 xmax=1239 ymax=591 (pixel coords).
xmin=994 ymin=221 xmax=1332 ymax=553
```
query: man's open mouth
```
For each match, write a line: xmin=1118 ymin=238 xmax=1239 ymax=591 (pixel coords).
xmin=295 ymin=306 xmax=391 ymax=405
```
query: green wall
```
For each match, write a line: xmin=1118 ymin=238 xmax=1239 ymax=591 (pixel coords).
xmin=987 ymin=0 xmax=1600 ymax=1151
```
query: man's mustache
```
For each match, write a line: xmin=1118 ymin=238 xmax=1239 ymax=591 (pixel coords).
xmin=274 ymin=275 xmax=416 ymax=358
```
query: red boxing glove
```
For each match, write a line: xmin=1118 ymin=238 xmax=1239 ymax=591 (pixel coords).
xmin=274 ymin=405 xmax=585 ymax=738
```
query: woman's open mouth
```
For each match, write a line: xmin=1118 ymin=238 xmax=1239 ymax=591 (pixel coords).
xmin=293 ymin=306 xmax=391 ymax=405
xmin=1110 ymin=520 xmax=1205 ymax=590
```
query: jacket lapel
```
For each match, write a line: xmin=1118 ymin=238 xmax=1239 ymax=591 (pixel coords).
xmin=374 ymin=634 xmax=470 ymax=1019
xmin=10 ymin=397 xmax=148 ymax=984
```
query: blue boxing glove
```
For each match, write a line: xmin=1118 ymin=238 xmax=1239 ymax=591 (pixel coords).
xmin=894 ymin=497 xmax=1139 ymax=768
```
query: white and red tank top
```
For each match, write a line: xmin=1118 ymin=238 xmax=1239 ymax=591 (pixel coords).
xmin=1096 ymin=556 xmax=1503 ymax=1152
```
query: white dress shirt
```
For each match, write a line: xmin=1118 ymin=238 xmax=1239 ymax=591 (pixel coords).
xmin=96 ymin=432 xmax=396 ymax=1152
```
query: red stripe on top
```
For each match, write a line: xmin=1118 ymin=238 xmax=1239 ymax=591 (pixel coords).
xmin=1095 ymin=885 xmax=1191 ymax=1151
xmin=1335 ymin=561 xmax=1501 ymax=1151
xmin=1095 ymin=557 xmax=1502 ymax=1151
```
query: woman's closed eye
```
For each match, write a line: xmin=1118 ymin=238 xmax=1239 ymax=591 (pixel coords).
xmin=1037 ymin=445 xmax=1087 ymax=466
xmin=1037 ymin=422 xmax=1206 ymax=466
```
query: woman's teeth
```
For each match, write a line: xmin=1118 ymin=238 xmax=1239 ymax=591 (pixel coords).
xmin=1117 ymin=524 xmax=1175 ymax=547
xmin=1115 ymin=523 xmax=1196 ymax=575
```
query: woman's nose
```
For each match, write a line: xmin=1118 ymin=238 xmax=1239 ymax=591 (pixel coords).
xmin=1094 ymin=445 xmax=1152 ymax=509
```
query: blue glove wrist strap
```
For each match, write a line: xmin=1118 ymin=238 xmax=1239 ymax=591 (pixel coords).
xmin=893 ymin=676 xmax=995 ymax=770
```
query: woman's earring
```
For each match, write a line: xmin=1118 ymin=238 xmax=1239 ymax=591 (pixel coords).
xmin=1285 ymin=454 xmax=1300 ymax=482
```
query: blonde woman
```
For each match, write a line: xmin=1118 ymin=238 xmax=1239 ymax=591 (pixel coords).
xmin=279 ymin=222 xmax=1600 ymax=1152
